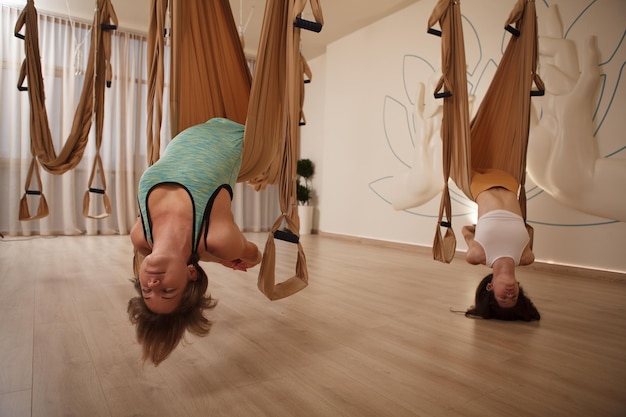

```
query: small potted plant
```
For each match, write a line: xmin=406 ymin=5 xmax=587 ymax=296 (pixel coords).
xmin=296 ymin=158 xmax=315 ymax=234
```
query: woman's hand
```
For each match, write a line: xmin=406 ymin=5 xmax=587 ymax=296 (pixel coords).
xmin=218 ymin=258 xmax=258 ymax=272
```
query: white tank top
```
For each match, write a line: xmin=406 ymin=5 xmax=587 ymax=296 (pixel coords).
xmin=474 ymin=209 xmax=529 ymax=267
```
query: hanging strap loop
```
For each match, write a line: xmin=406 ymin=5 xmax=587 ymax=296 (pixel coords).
xmin=257 ymin=212 xmax=308 ymax=300
xmin=293 ymin=17 xmax=322 ymax=32
xmin=82 ymin=153 xmax=112 ymax=219
xmin=18 ymin=158 xmax=49 ymax=221
xmin=432 ymin=183 xmax=456 ymax=263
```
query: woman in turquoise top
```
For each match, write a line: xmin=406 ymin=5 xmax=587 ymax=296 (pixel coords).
xmin=129 ymin=118 xmax=262 ymax=365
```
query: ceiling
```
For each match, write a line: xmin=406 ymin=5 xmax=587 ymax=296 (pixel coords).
xmin=119 ymin=0 xmax=420 ymax=60
xmin=236 ymin=0 xmax=419 ymax=59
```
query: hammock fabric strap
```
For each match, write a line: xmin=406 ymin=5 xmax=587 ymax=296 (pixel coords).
xmin=145 ymin=0 xmax=168 ymax=166
xmin=14 ymin=0 xmax=118 ymax=220
xmin=255 ymin=0 xmax=323 ymax=300
xmin=428 ymin=0 xmax=471 ymax=263
xmin=429 ymin=0 xmax=542 ymax=263
xmin=237 ymin=0 xmax=288 ymax=185
xmin=170 ymin=0 xmax=252 ymax=135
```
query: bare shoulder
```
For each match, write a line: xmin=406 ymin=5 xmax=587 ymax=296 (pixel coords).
xmin=465 ymin=241 xmax=486 ymax=265
xmin=519 ymin=245 xmax=535 ymax=266
xmin=200 ymin=189 xmax=245 ymax=260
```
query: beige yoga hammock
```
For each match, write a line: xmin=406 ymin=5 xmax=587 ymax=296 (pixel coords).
xmin=428 ymin=0 xmax=543 ymax=263
xmin=14 ymin=0 xmax=118 ymax=221
xmin=144 ymin=0 xmax=323 ymax=300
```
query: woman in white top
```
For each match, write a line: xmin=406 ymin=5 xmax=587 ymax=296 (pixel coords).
xmin=462 ymin=169 xmax=539 ymax=321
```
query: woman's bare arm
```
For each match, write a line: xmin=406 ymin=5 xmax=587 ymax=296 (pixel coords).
xmin=202 ymin=222 xmax=262 ymax=269
xmin=202 ymin=189 xmax=262 ymax=269
xmin=130 ymin=217 xmax=151 ymax=256
xmin=462 ymin=225 xmax=485 ymax=265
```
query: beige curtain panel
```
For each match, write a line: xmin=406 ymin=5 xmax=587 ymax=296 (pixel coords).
xmin=428 ymin=0 xmax=542 ymax=263
xmin=14 ymin=0 xmax=118 ymax=220
xmin=146 ymin=0 xmax=323 ymax=300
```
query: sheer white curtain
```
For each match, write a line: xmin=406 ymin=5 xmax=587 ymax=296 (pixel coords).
xmin=0 ymin=5 xmax=278 ymax=237
xmin=0 ymin=5 xmax=154 ymax=236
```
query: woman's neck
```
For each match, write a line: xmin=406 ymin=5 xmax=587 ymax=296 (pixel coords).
xmin=147 ymin=185 xmax=194 ymax=257
xmin=150 ymin=213 xmax=193 ymax=258
xmin=492 ymin=257 xmax=516 ymax=278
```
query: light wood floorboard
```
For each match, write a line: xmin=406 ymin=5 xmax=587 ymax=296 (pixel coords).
xmin=0 ymin=233 xmax=625 ymax=417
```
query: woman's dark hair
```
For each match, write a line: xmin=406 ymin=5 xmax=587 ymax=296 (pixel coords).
xmin=465 ymin=274 xmax=540 ymax=321
xmin=127 ymin=253 xmax=218 ymax=365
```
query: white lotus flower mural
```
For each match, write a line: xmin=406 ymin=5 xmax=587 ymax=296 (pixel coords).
xmin=370 ymin=1 xmax=625 ymax=226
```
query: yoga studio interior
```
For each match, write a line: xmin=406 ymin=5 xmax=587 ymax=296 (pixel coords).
xmin=1 ymin=0 xmax=624 ymax=416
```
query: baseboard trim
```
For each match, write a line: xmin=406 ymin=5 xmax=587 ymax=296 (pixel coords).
xmin=317 ymin=231 xmax=626 ymax=282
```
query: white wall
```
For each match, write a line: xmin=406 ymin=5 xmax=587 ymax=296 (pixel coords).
xmin=300 ymin=0 xmax=626 ymax=273
xmin=299 ymin=54 xmax=326 ymax=229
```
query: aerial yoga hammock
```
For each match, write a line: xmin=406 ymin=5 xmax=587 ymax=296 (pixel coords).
xmin=143 ymin=0 xmax=323 ymax=300
xmin=13 ymin=0 xmax=118 ymax=221
xmin=427 ymin=0 xmax=543 ymax=263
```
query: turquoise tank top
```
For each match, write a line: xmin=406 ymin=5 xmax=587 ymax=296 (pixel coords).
xmin=137 ymin=118 xmax=244 ymax=252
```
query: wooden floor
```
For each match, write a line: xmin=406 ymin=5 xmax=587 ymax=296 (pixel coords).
xmin=0 ymin=233 xmax=625 ymax=417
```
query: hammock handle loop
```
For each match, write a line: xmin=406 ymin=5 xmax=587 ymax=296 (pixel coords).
xmin=18 ymin=158 xmax=49 ymax=221
xmin=82 ymin=153 xmax=112 ymax=219
xmin=505 ymin=24 xmax=521 ymax=37
xmin=427 ymin=27 xmax=442 ymax=37
xmin=256 ymin=212 xmax=308 ymax=301
xmin=293 ymin=17 xmax=322 ymax=33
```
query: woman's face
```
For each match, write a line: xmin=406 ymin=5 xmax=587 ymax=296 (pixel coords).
xmin=487 ymin=272 xmax=520 ymax=308
xmin=138 ymin=252 xmax=197 ymax=314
